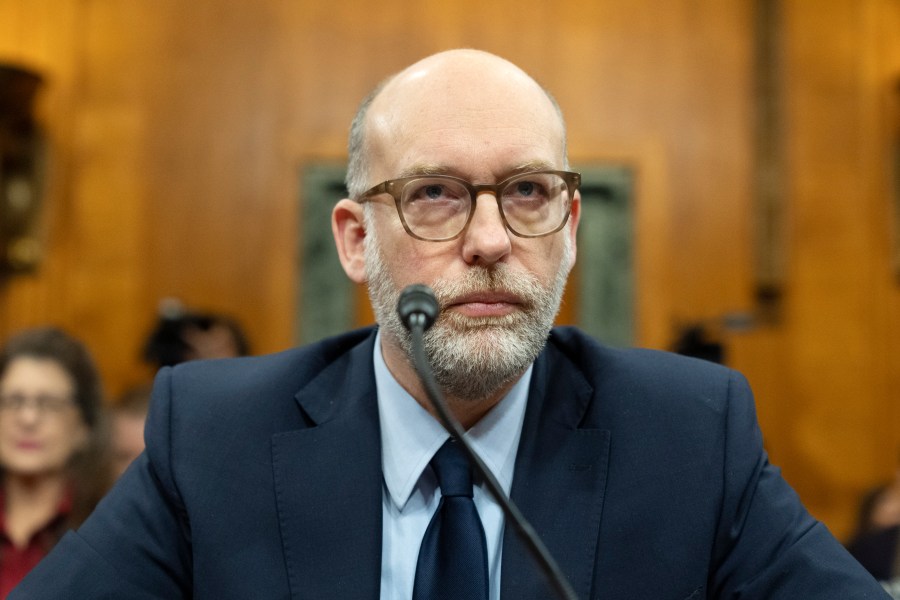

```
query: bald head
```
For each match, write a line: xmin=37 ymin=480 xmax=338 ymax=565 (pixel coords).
xmin=345 ymin=49 xmax=567 ymax=199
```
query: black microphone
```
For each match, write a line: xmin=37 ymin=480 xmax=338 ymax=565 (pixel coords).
xmin=397 ymin=283 xmax=439 ymax=332
xmin=397 ymin=284 xmax=579 ymax=600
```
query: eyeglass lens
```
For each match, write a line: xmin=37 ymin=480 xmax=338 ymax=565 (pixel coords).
xmin=399 ymin=172 xmax=571 ymax=240
xmin=0 ymin=392 xmax=74 ymax=413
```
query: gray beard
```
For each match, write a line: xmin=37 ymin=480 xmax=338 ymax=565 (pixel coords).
xmin=363 ymin=223 xmax=571 ymax=402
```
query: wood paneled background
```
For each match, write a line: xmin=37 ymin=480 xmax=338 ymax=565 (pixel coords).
xmin=1 ymin=0 xmax=898 ymax=540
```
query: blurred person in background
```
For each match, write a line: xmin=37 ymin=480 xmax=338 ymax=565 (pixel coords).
xmin=142 ymin=298 xmax=250 ymax=369
xmin=847 ymin=468 xmax=900 ymax=596
xmin=0 ymin=327 xmax=111 ymax=597
xmin=116 ymin=301 xmax=249 ymax=483
xmin=108 ymin=384 xmax=151 ymax=480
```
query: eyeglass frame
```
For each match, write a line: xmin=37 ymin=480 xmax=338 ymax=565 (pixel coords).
xmin=0 ymin=392 xmax=77 ymax=415
xmin=356 ymin=169 xmax=581 ymax=242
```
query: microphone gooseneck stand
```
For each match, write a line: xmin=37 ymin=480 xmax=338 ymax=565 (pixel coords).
xmin=398 ymin=284 xmax=579 ymax=600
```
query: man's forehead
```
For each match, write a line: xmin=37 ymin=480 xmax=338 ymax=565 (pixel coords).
xmin=364 ymin=52 xmax=564 ymax=178
xmin=394 ymin=159 xmax=558 ymax=180
xmin=366 ymin=116 xmax=564 ymax=183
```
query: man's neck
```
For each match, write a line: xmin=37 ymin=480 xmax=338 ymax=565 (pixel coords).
xmin=379 ymin=334 xmax=518 ymax=429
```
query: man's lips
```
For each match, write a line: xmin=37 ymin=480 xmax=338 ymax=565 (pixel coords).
xmin=444 ymin=292 xmax=523 ymax=317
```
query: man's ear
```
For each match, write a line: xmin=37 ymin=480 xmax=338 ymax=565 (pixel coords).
xmin=565 ymin=190 xmax=580 ymax=273
xmin=332 ymin=199 xmax=368 ymax=283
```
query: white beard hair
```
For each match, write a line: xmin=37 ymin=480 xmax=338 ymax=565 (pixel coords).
xmin=363 ymin=215 xmax=572 ymax=402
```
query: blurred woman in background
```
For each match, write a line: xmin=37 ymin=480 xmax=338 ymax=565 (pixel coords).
xmin=0 ymin=327 xmax=111 ymax=597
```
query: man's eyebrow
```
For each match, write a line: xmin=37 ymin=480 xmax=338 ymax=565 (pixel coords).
xmin=397 ymin=161 xmax=558 ymax=180
xmin=508 ymin=160 xmax=557 ymax=174
xmin=397 ymin=164 xmax=453 ymax=178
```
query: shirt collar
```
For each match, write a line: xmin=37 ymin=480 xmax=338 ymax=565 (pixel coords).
xmin=374 ymin=330 xmax=532 ymax=511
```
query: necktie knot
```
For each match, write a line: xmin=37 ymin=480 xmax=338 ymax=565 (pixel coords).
xmin=431 ymin=438 xmax=473 ymax=498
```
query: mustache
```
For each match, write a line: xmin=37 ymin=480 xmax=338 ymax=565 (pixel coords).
xmin=428 ymin=264 xmax=544 ymax=312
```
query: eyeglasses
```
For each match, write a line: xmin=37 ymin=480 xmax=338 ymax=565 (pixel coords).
xmin=0 ymin=392 xmax=76 ymax=415
xmin=358 ymin=170 xmax=580 ymax=242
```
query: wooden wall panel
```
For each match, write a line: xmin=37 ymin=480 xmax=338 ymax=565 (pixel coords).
xmin=731 ymin=0 xmax=900 ymax=538
xmin=0 ymin=0 xmax=897 ymax=540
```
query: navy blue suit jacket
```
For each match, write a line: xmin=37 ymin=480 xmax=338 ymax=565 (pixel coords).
xmin=12 ymin=327 xmax=887 ymax=598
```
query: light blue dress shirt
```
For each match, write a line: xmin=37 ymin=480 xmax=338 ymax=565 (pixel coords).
xmin=374 ymin=332 xmax=532 ymax=600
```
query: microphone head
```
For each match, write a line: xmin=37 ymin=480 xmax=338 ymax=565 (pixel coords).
xmin=397 ymin=284 xmax=439 ymax=332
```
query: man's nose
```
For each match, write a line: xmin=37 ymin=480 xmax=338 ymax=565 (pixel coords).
xmin=460 ymin=192 xmax=512 ymax=265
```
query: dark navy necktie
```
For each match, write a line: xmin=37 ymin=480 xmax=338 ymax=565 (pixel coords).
xmin=412 ymin=438 xmax=490 ymax=600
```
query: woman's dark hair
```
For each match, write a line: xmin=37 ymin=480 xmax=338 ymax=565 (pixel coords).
xmin=0 ymin=326 xmax=112 ymax=531
xmin=0 ymin=326 xmax=103 ymax=428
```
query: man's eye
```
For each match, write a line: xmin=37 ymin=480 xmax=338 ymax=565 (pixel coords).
xmin=423 ymin=185 xmax=445 ymax=199
xmin=508 ymin=179 xmax=551 ymax=200
xmin=516 ymin=181 xmax=536 ymax=196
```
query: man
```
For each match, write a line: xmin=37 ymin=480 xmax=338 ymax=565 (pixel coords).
xmin=12 ymin=49 xmax=887 ymax=599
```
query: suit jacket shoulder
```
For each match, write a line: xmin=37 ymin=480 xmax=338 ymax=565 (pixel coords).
xmin=507 ymin=327 xmax=887 ymax=599
xmin=12 ymin=327 xmax=383 ymax=600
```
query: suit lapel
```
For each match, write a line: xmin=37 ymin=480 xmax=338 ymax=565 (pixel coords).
xmin=271 ymin=333 xmax=383 ymax=600
xmin=501 ymin=341 xmax=611 ymax=600
xmin=269 ymin=329 xmax=610 ymax=599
